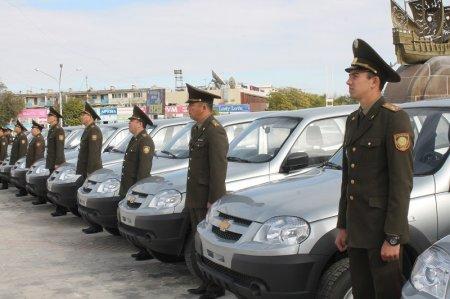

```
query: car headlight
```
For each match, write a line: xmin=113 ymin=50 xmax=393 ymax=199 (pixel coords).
xmin=205 ymin=200 xmax=221 ymax=224
xmin=253 ymin=216 xmax=310 ymax=246
xmin=35 ymin=164 xmax=50 ymax=175
xmin=59 ymin=168 xmax=79 ymax=181
xmin=411 ymin=246 xmax=450 ymax=299
xmin=97 ymin=178 xmax=120 ymax=194
xmin=148 ymin=190 xmax=182 ymax=209
xmin=16 ymin=161 xmax=26 ymax=169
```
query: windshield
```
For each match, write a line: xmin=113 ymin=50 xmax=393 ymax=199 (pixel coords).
xmin=64 ymin=129 xmax=84 ymax=149
xmin=159 ymin=123 xmax=194 ymax=159
xmin=110 ymin=127 xmax=153 ymax=154
xmin=228 ymin=117 xmax=301 ymax=163
xmin=101 ymin=126 xmax=116 ymax=144
xmin=326 ymin=108 xmax=450 ymax=176
xmin=405 ymin=108 xmax=450 ymax=175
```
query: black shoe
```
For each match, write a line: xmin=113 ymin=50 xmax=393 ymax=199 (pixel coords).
xmin=32 ymin=200 xmax=46 ymax=205
xmin=131 ymin=250 xmax=153 ymax=261
xmin=199 ymin=288 xmax=225 ymax=299
xmin=51 ymin=209 xmax=67 ymax=217
xmin=15 ymin=191 xmax=27 ymax=197
xmin=82 ymin=226 xmax=103 ymax=234
xmin=187 ymin=283 xmax=208 ymax=295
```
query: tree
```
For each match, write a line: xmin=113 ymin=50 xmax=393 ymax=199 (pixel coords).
xmin=0 ymin=82 xmax=7 ymax=93
xmin=267 ymin=88 xmax=326 ymax=111
xmin=62 ymin=97 xmax=84 ymax=126
xmin=0 ymin=92 xmax=25 ymax=126
xmin=334 ymin=95 xmax=357 ymax=106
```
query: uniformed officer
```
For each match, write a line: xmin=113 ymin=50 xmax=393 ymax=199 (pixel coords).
xmin=78 ymin=103 xmax=104 ymax=234
xmin=10 ymin=120 xmax=28 ymax=196
xmin=46 ymin=107 xmax=68 ymax=216
xmin=17 ymin=120 xmax=46 ymax=197
xmin=185 ymin=84 xmax=228 ymax=299
xmin=0 ymin=127 xmax=9 ymax=189
xmin=119 ymin=105 xmax=155 ymax=260
xmin=335 ymin=39 xmax=414 ymax=299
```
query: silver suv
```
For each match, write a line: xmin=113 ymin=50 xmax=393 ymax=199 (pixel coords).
xmin=196 ymin=99 xmax=450 ymax=298
xmin=116 ymin=105 xmax=356 ymax=274
xmin=76 ymin=112 xmax=271 ymax=235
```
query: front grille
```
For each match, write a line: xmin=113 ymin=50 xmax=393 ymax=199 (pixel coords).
xmin=218 ymin=212 xmax=252 ymax=226
xmin=212 ymin=225 xmax=242 ymax=241
xmin=127 ymin=201 xmax=141 ymax=209
xmin=200 ymin=256 xmax=265 ymax=289
xmin=83 ymin=180 xmax=97 ymax=193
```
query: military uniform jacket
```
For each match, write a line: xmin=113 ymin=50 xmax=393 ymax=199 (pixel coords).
xmin=46 ymin=125 xmax=65 ymax=171
xmin=9 ymin=132 xmax=28 ymax=165
xmin=0 ymin=136 xmax=8 ymax=161
xmin=76 ymin=123 xmax=103 ymax=177
xmin=119 ymin=130 xmax=154 ymax=198
xmin=186 ymin=115 xmax=229 ymax=209
xmin=337 ymin=98 xmax=414 ymax=249
xmin=26 ymin=134 xmax=45 ymax=168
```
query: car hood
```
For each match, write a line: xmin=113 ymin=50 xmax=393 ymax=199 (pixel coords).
xmin=217 ymin=167 xmax=341 ymax=223
xmin=102 ymin=152 xmax=125 ymax=166
xmin=131 ymin=161 xmax=267 ymax=195
xmin=151 ymin=156 xmax=189 ymax=174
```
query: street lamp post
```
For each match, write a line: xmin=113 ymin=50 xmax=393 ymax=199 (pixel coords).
xmin=34 ymin=65 xmax=64 ymax=124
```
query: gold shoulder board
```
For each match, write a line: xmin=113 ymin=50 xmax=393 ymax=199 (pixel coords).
xmin=382 ymin=103 xmax=401 ymax=112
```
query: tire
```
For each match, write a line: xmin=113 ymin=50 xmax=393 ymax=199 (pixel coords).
xmin=69 ymin=207 xmax=81 ymax=217
xmin=316 ymin=258 xmax=352 ymax=299
xmin=184 ymin=234 xmax=202 ymax=278
xmin=104 ymin=227 xmax=121 ymax=236
xmin=150 ymin=250 xmax=184 ymax=263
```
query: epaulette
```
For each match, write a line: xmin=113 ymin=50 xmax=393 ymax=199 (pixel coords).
xmin=382 ymin=102 xmax=401 ymax=112
xmin=211 ymin=119 xmax=219 ymax=127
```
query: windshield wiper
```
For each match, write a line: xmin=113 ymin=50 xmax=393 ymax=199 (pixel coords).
xmin=111 ymin=148 xmax=124 ymax=154
xmin=322 ymin=161 xmax=342 ymax=170
xmin=161 ymin=150 xmax=178 ymax=159
xmin=227 ymin=156 xmax=251 ymax=163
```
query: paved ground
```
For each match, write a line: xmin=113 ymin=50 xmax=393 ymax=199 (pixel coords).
xmin=0 ymin=188 xmax=236 ymax=299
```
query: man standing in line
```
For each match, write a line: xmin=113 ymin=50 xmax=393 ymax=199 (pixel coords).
xmin=46 ymin=107 xmax=67 ymax=216
xmin=21 ymin=120 xmax=45 ymax=197
xmin=185 ymin=84 xmax=227 ymax=299
xmin=78 ymin=103 xmax=104 ymax=234
xmin=335 ymin=39 xmax=414 ymax=299
xmin=0 ymin=127 xmax=9 ymax=190
xmin=119 ymin=105 xmax=155 ymax=260
xmin=11 ymin=120 xmax=28 ymax=196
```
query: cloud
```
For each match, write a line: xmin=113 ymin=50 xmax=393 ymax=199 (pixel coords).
xmin=0 ymin=0 xmax=393 ymax=95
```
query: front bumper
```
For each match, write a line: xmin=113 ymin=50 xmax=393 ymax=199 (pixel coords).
xmin=46 ymin=177 xmax=84 ymax=209
xmin=195 ymin=234 xmax=329 ymax=298
xmin=10 ymin=168 xmax=28 ymax=189
xmin=0 ymin=166 xmax=12 ymax=182
xmin=118 ymin=211 xmax=190 ymax=256
xmin=77 ymin=194 xmax=122 ymax=229
xmin=196 ymin=250 xmax=326 ymax=299
xmin=25 ymin=174 xmax=50 ymax=198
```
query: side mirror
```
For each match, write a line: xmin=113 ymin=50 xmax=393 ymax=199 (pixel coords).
xmin=104 ymin=145 xmax=113 ymax=153
xmin=282 ymin=152 xmax=309 ymax=172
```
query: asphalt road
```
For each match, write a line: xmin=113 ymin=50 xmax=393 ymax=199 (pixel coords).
xmin=0 ymin=188 xmax=235 ymax=299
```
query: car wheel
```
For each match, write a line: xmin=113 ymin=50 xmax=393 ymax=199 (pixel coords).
xmin=316 ymin=258 xmax=353 ymax=299
xmin=104 ymin=227 xmax=121 ymax=236
xmin=184 ymin=234 xmax=202 ymax=278
xmin=150 ymin=250 xmax=184 ymax=263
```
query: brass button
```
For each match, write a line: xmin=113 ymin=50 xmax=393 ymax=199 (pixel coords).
xmin=368 ymin=142 xmax=371 ymax=146
xmin=352 ymin=147 xmax=356 ymax=152
xmin=350 ymin=179 xmax=355 ymax=184
xmin=350 ymin=163 xmax=355 ymax=168
xmin=349 ymin=195 xmax=354 ymax=200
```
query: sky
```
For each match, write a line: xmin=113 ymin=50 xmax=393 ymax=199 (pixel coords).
xmin=0 ymin=0 xmax=396 ymax=96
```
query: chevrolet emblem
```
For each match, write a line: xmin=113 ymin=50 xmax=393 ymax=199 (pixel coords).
xmin=128 ymin=195 xmax=136 ymax=204
xmin=218 ymin=219 xmax=231 ymax=232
